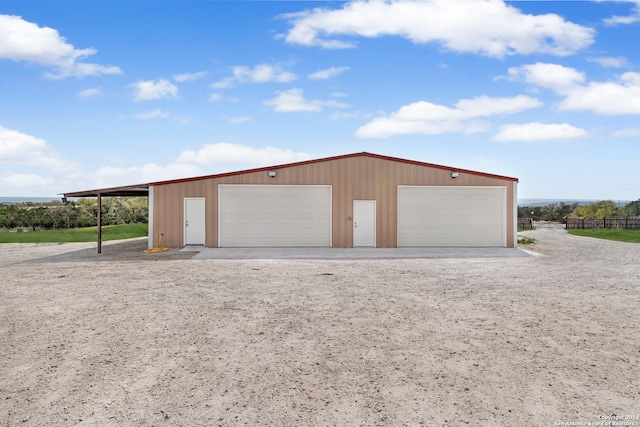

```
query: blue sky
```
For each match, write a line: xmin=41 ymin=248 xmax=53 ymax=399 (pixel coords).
xmin=1 ymin=0 xmax=640 ymax=201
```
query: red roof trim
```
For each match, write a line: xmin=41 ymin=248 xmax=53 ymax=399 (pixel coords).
xmin=148 ymin=152 xmax=517 ymax=186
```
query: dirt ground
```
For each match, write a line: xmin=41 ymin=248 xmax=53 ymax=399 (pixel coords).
xmin=1 ymin=228 xmax=639 ymax=427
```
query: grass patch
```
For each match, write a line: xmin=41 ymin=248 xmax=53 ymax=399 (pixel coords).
xmin=0 ymin=223 xmax=148 ymax=243
xmin=518 ymin=237 xmax=535 ymax=245
xmin=567 ymin=228 xmax=640 ymax=244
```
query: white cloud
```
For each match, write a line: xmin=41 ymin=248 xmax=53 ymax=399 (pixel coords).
xmin=604 ymin=0 xmax=640 ymax=25
xmin=280 ymin=0 xmax=594 ymax=57
xmin=234 ymin=64 xmax=296 ymax=83
xmin=264 ymin=88 xmax=348 ymax=112
xmin=357 ymin=110 xmax=485 ymax=138
xmin=66 ymin=144 xmax=310 ymax=191
xmin=356 ymin=95 xmax=542 ymax=138
xmin=0 ymin=125 xmax=72 ymax=171
xmin=134 ymin=109 xmax=170 ymax=120
xmin=84 ymin=163 xmax=203 ymax=188
xmin=558 ymin=72 xmax=640 ymax=115
xmin=78 ymin=87 xmax=102 ymax=98
xmin=507 ymin=63 xmax=640 ymax=115
xmin=0 ymin=172 xmax=53 ymax=193
xmin=0 ymin=125 xmax=79 ymax=195
xmin=130 ymin=79 xmax=180 ymax=102
xmin=0 ymin=14 xmax=122 ymax=78
xmin=80 ymin=144 xmax=310 ymax=189
xmin=506 ymin=62 xmax=585 ymax=93
xmin=455 ymin=95 xmax=543 ymax=117
xmin=175 ymin=142 xmax=310 ymax=166
xmin=211 ymin=77 xmax=236 ymax=90
xmin=494 ymin=122 xmax=587 ymax=142
xmin=62 ymin=143 xmax=309 ymax=193
xmin=209 ymin=93 xmax=239 ymax=103
xmin=211 ymin=64 xmax=297 ymax=88
xmin=587 ymin=56 xmax=628 ymax=68
xmin=612 ymin=128 xmax=640 ymax=137
xmin=173 ymin=71 xmax=207 ymax=83
xmin=0 ymin=126 xmax=49 ymax=163
xmin=308 ymin=66 xmax=349 ymax=80
xmin=223 ymin=116 xmax=253 ymax=124
xmin=605 ymin=15 xmax=640 ymax=25
xmin=133 ymin=109 xmax=191 ymax=124
xmin=52 ymin=63 xmax=122 ymax=80
xmin=0 ymin=128 xmax=311 ymax=195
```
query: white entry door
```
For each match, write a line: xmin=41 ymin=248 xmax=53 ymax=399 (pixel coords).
xmin=354 ymin=200 xmax=376 ymax=247
xmin=184 ymin=198 xmax=205 ymax=245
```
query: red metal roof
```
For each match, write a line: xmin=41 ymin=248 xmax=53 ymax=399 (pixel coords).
xmin=148 ymin=151 xmax=518 ymax=186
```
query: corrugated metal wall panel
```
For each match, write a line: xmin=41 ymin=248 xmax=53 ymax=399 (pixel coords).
xmin=151 ymin=155 xmax=516 ymax=248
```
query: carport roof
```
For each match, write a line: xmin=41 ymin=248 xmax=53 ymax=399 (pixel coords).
xmin=63 ymin=183 xmax=149 ymax=198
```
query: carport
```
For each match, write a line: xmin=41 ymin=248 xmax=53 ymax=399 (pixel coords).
xmin=62 ymin=184 xmax=149 ymax=254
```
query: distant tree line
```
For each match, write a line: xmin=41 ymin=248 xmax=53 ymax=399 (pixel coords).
xmin=519 ymin=199 xmax=640 ymax=221
xmin=4 ymin=197 xmax=639 ymax=230
xmin=0 ymin=198 xmax=148 ymax=230
xmin=518 ymin=202 xmax=579 ymax=222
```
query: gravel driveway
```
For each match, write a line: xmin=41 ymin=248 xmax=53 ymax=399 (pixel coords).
xmin=1 ymin=228 xmax=639 ymax=426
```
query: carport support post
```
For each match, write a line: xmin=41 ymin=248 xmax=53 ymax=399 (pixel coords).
xmin=97 ymin=192 xmax=102 ymax=254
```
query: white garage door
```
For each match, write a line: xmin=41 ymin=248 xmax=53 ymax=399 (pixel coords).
xmin=218 ymin=185 xmax=332 ymax=247
xmin=398 ymin=186 xmax=506 ymax=247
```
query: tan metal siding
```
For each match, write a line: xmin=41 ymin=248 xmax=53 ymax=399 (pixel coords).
xmin=152 ymin=155 xmax=516 ymax=248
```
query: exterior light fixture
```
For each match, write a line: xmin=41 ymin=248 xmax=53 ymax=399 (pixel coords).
xmin=451 ymin=171 xmax=460 ymax=179
xmin=268 ymin=170 xmax=277 ymax=178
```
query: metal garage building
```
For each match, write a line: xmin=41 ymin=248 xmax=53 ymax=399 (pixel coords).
xmin=143 ymin=152 xmax=518 ymax=249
